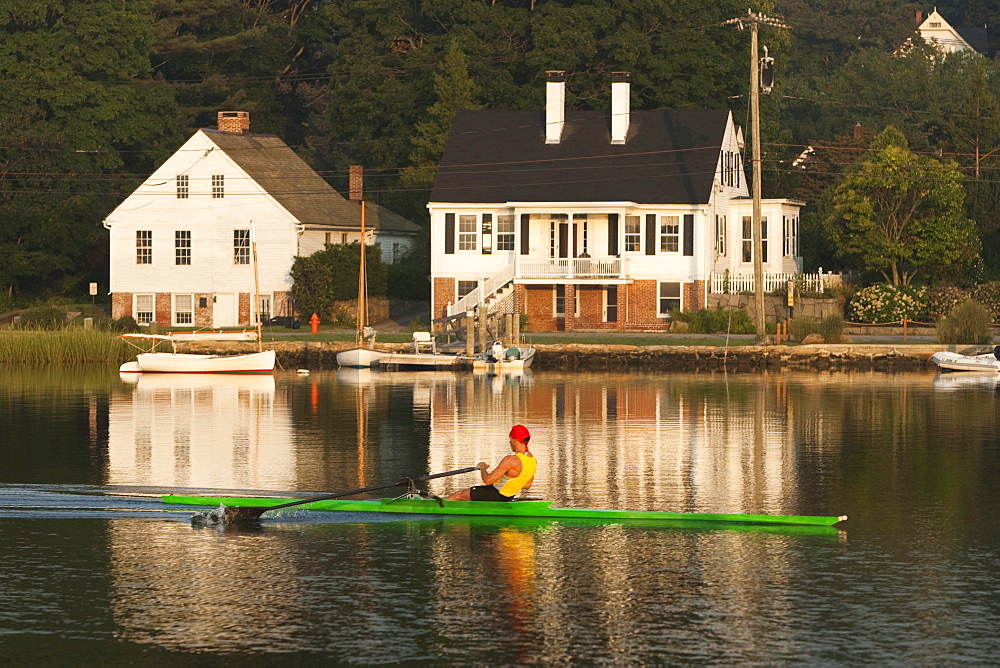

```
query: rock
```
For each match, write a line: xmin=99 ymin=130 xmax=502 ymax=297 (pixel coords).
xmin=801 ymin=333 xmax=825 ymax=344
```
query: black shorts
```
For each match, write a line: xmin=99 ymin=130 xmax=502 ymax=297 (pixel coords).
xmin=470 ymin=485 xmax=514 ymax=502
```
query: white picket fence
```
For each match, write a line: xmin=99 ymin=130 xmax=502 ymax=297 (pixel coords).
xmin=710 ymin=271 xmax=838 ymax=294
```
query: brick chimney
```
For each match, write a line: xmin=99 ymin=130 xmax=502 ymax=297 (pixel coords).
xmin=545 ymin=71 xmax=566 ymax=145
xmin=610 ymin=72 xmax=631 ymax=145
xmin=854 ymin=121 xmax=863 ymax=139
xmin=916 ymin=9 xmax=922 ymax=23
xmin=217 ymin=111 xmax=250 ymax=134
xmin=349 ymin=165 xmax=364 ymax=200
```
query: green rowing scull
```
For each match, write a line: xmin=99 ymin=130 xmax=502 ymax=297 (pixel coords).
xmin=162 ymin=495 xmax=847 ymax=527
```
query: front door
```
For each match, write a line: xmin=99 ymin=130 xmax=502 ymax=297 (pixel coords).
xmin=213 ymin=293 xmax=238 ymax=328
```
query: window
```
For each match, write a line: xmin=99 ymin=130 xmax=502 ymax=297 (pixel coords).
xmin=341 ymin=233 xmax=348 ymax=244
xmin=605 ymin=286 xmax=618 ymax=322
xmin=392 ymin=242 xmax=400 ymax=263
xmin=234 ymin=230 xmax=250 ymax=265
xmin=176 ymin=174 xmax=189 ymax=199
xmin=212 ymin=174 xmax=224 ymax=198
xmin=624 ymin=216 xmax=641 ymax=252
xmin=136 ymin=230 xmax=152 ymax=264
xmin=173 ymin=294 xmax=193 ymax=325
xmin=496 ymin=215 xmax=515 ymax=250
xmin=325 ymin=232 xmax=331 ymax=245
xmin=658 ymin=282 xmax=681 ymax=316
xmin=458 ymin=215 xmax=477 ymax=250
xmin=659 ymin=216 xmax=679 ymax=252
xmin=742 ymin=216 xmax=752 ymax=263
xmin=555 ymin=285 xmax=565 ymax=317
xmin=457 ymin=280 xmax=478 ymax=299
xmin=716 ymin=215 xmax=727 ymax=256
xmin=761 ymin=216 xmax=768 ymax=263
xmin=175 ymin=231 xmax=191 ymax=265
xmin=134 ymin=294 xmax=154 ymax=325
xmin=253 ymin=295 xmax=271 ymax=325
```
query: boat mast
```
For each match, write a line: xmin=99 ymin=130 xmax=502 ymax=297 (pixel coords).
xmin=358 ymin=201 xmax=366 ymax=347
xmin=251 ymin=221 xmax=262 ymax=352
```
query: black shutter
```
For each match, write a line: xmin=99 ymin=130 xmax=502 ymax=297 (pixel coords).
xmin=645 ymin=214 xmax=656 ymax=255
xmin=444 ymin=213 xmax=455 ymax=254
xmin=683 ymin=214 xmax=694 ymax=256
xmin=608 ymin=214 xmax=619 ymax=256
xmin=520 ymin=214 xmax=530 ymax=254
xmin=482 ymin=213 xmax=492 ymax=255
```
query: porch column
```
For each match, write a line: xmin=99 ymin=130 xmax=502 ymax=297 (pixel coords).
xmin=565 ymin=285 xmax=575 ymax=331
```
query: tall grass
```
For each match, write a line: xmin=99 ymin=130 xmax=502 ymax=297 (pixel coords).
xmin=0 ymin=328 xmax=133 ymax=364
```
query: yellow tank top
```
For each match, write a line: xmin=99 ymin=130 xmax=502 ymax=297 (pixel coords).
xmin=498 ymin=453 xmax=536 ymax=497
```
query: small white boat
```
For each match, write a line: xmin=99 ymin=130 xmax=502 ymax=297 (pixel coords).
xmin=118 ymin=333 xmax=275 ymax=374
xmin=931 ymin=348 xmax=1000 ymax=372
xmin=472 ymin=346 xmax=536 ymax=372
xmin=337 ymin=201 xmax=383 ymax=369
xmin=336 ymin=347 xmax=383 ymax=368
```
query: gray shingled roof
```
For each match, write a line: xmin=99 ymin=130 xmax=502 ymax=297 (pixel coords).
xmin=203 ymin=129 xmax=420 ymax=234
xmin=430 ymin=109 xmax=730 ymax=205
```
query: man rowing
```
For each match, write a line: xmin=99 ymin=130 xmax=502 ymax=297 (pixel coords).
xmin=446 ymin=425 xmax=536 ymax=502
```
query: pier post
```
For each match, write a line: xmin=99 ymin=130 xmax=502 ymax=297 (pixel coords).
xmin=465 ymin=310 xmax=475 ymax=357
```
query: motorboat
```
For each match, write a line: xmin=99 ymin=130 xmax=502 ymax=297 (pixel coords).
xmin=931 ymin=347 xmax=1000 ymax=372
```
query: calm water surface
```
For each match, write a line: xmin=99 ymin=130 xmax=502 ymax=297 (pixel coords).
xmin=1 ymin=366 xmax=998 ymax=664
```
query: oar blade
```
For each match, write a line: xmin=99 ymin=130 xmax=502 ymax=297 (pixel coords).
xmin=221 ymin=505 xmax=269 ymax=524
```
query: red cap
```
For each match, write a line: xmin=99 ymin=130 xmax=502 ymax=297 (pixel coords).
xmin=509 ymin=425 xmax=530 ymax=443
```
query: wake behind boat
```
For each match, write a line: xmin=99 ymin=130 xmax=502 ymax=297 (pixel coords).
xmin=931 ymin=346 xmax=1000 ymax=372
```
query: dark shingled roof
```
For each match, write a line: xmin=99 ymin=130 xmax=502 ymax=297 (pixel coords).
xmin=202 ymin=129 xmax=419 ymax=234
xmin=955 ymin=26 xmax=988 ymax=54
xmin=430 ymin=109 xmax=730 ymax=205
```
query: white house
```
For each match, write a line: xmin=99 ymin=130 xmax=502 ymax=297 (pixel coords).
xmin=916 ymin=9 xmax=988 ymax=55
xmin=104 ymin=111 xmax=420 ymax=328
xmin=427 ymin=72 xmax=804 ymax=332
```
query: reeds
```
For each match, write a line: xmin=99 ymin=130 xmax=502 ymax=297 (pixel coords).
xmin=0 ymin=328 xmax=132 ymax=364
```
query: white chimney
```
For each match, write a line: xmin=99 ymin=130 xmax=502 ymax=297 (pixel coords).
xmin=611 ymin=72 xmax=630 ymax=144
xmin=545 ymin=71 xmax=565 ymax=145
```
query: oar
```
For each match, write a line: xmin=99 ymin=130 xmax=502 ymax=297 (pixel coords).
xmin=220 ymin=466 xmax=478 ymax=524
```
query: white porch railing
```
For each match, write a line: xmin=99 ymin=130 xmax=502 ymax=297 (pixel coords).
xmin=710 ymin=271 xmax=839 ymax=294
xmin=518 ymin=257 xmax=624 ymax=279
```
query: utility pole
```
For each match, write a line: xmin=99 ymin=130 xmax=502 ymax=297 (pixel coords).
xmin=724 ymin=11 xmax=789 ymax=344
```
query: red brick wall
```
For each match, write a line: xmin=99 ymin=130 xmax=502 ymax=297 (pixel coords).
xmin=524 ymin=285 xmax=557 ymax=332
xmin=155 ymin=293 xmax=172 ymax=327
xmin=433 ymin=277 xmax=456 ymax=320
xmin=111 ymin=293 xmax=131 ymax=320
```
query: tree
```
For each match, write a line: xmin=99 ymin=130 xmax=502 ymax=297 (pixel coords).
xmin=400 ymin=38 xmax=482 ymax=190
xmin=289 ymin=243 xmax=388 ymax=321
xmin=823 ymin=126 xmax=979 ymax=285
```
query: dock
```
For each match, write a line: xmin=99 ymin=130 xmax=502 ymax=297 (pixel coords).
xmin=375 ymin=352 xmax=470 ymax=370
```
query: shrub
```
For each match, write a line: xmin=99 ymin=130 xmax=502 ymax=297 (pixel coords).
xmin=17 ymin=306 xmax=68 ymax=330
xmin=789 ymin=316 xmax=820 ymax=341
xmin=971 ymin=282 xmax=1000 ymax=321
xmin=819 ymin=313 xmax=846 ymax=344
xmin=677 ymin=307 xmax=756 ymax=334
xmin=849 ymin=284 xmax=928 ymax=323
xmin=111 ymin=316 xmax=140 ymax=333
xmin=936 ymin=300 xmax=993 ymax=344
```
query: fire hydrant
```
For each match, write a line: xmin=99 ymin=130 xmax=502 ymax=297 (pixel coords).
xmin=309 ymin=312 xmax=320 ymax=334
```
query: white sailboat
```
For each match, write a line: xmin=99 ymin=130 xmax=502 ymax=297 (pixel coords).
xmin=337 ymin=201 xmax=382 ymax=368
xmin=118 ymin=223 xmax=276 ymax=374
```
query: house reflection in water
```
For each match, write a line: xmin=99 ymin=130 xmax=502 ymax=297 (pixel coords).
xmin=107 ymin=373 xmax=295 ymax=489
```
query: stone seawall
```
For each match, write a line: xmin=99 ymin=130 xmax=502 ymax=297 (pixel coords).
xmin=186 ymin=341 xmax=944 ymax=372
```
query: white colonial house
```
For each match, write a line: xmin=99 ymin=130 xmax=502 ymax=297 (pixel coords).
xmin=428 ymin=72 xmax=806 ymax=332
xmin=104 ymin=111 xmax=420 ymax=328
xmin=916 ymin=9 xmax=988 ymax=55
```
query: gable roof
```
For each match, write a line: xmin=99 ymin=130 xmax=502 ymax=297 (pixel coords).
xmin=202 ymin=129 xmax=419 ymax=234
xmin=430 ymin=109 xmax=730 ymax=205
xmin=916 ymin=10 xmax=988 ymax=54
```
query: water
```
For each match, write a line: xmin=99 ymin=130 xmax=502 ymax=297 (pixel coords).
xmin=1 ymin=366 xmax=999 ymax=664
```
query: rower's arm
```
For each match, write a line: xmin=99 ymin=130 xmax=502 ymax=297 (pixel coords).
xmin=482 ymin=455 xmax=518 ymax=485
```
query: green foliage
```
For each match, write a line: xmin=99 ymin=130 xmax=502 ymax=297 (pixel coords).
xmin=111 ymin=316 xmax=140 ymax=333
xmin=0 ymin=329 xmax=130 ymax=364
xmin=290 ymin=243 xmax=388 ymax=321
xmin=925 ymin=286 xmax=968 ymax=321
xmin=789 ymin=316 xmax=820 ymax=341
xmin=16 ymin=306 xmax=69 ymax=330
xmin=673 ymin=307 xmax=756 ymax=334
xmin=971 ymin=282 xmax=1000 ymax=321
xmin=818 ymin=313 xmax=846 ymax=344
xmin=823 ymin=126 xmax=979 ymax=285
xmin=849 ymin=284 xmax=928 ymax=324
xmin=936 ymin=300 xmax=993 ymax=345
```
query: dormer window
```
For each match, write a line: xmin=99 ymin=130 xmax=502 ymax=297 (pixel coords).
xmin=930 ymin=22 xmax=941 ymax=27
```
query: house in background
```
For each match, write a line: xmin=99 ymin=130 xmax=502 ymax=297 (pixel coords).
xmin=104 ymin=111 xmax=419 ymax=328
xmin=427 ymin=71 xmax=805 ymax=332
xmin=915 ymin=8 xmax=989 ymax=55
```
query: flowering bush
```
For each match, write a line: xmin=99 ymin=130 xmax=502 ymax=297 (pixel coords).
xmin=971 ymin=282 xmax=1000 ymax=322
xmin=925 ymin=286 xmax=968 ymax=321
xmin=849 ymin=284 xmax=928 ymax=324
